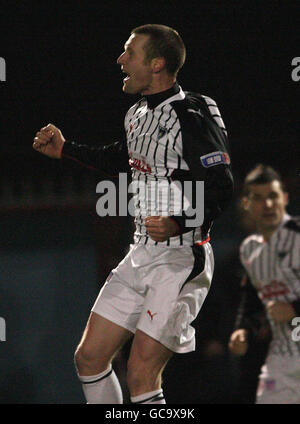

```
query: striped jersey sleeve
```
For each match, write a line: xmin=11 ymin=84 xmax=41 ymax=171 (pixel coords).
xmin=170 ymin=92 xmax=233 ymax=226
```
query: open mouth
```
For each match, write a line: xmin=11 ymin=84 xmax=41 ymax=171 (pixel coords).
xmin=122 ymin=70 xmax=131 ymax=82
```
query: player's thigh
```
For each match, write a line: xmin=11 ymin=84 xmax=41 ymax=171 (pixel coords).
xmin=128 ymin=329 xmax=173 ymax=373
xmin=76 ymin=312 xmax=133 ymax=362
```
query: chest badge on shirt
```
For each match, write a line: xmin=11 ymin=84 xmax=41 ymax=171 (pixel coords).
xmin=157 ymin=125 xmax=168 ymax=140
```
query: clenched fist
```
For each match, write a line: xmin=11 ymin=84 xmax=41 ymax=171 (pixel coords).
xmin=266 ymin=300 xmax=296 ymax=323
xmin=145 ymin=216 xmax=180 ymax=242
xmin=33 ymin=123 xmax=65 ymax=159
xmin=228 ymin=329 xmax=249 ymax=356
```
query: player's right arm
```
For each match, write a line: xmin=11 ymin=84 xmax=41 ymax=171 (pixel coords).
xmin=33 ymin=123 xmax=130 ymax=175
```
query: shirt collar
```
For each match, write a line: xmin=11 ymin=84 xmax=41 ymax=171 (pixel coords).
xmin=143 ymin=83 xmax=180 ymax=109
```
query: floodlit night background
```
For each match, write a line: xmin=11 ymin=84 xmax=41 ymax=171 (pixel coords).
xmin=0 ymin=1 xmax=299 ymax=403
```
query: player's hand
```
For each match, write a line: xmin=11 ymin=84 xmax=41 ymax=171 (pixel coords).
xmin=145 ymin=216 xmax=180 ymax=242
xmin=33 ymin=123 xmax=65 ymax=159
xmin=266 ymin=300 xmax=296 ymax=323
xmin=228 ymin=329 xmax=248 ymax=356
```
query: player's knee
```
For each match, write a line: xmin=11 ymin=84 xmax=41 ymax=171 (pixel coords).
xmin=74 ymin=344 xmax=91 ymax=368
xmin=74 ymin=344 xmax=106 ymax=373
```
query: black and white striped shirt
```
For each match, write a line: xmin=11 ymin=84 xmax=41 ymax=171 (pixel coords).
xmin=62 ymin=83 xmax=233 ymax=247
xmin=240 ymin=214 xmax=300 ymax=357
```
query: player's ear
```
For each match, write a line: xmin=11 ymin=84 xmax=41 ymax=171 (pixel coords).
xmin=284 ymin=191 xmax=289 ymax=206
xmin=151 ymin=57 xmax=165 ymax=73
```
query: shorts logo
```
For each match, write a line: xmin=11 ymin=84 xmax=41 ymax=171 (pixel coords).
xmin=200 ymin=151 xmax=230 ymax=168
xmin=147 ymin=310 xmax=157 ymax=321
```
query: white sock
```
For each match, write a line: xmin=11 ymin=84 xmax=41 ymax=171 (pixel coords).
xmin=78 ymin=365 xmax=123 ymax=404
xmin=131 ymin=389 xmax=166 ymax=404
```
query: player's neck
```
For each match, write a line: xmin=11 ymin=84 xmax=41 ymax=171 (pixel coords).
xmin=143 ymin=83 xmax=179 ymax=110
xmin=259 ymin=227 xmax=277 ymax=242
xmin=141 ymin=74 xmax=176 ymax=96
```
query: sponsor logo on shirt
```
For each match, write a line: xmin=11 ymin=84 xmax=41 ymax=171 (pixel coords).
xmin=128 ymin=152 xmax=152 ymax=174
xmin=200 ymin=151 xmax=230 ymax=167
xmin=258 ymin=280 xmax=290 ymax=299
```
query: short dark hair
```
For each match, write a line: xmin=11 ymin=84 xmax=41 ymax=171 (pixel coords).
xmin=131 ymin=24 xmax=186 ymax=76
xmin=243 ymin=164 xmax=285 ymax=196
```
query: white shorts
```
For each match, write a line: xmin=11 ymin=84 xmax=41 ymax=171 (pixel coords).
xmin=256 ymin=354 xmax=300 ymax=404
xmin=91 ymin=242 xmax=214 ymax=353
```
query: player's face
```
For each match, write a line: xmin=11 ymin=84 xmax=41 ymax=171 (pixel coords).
xmin=244 ymin=180 xmax=288 ymax=232
xmin=117 ymin=33 xmax=154 ymax=95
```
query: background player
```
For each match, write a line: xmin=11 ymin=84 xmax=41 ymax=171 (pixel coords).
xmin=228 ymin=164 xmax=300 ymax=403
xmin=33 ymin=24 xmax=233 ymax=404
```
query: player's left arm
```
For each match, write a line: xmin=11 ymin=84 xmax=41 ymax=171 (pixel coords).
xmin=171 ymin=103 xmax=234 ymax=232
xmin=234 ymin=274 xmax=270 ymax=341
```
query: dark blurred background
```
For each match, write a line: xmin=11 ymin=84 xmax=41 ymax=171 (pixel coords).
xmin=0 ymin=0 xmax=299 ymax=404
